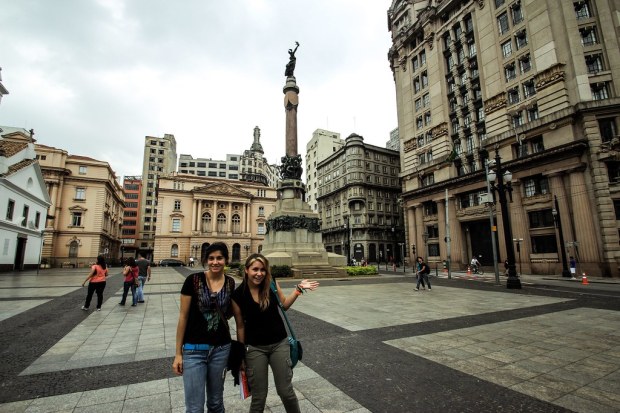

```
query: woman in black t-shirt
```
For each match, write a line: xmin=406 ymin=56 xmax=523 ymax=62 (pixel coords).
xmin=232 ymin=253 xmax=318 ymax=413
xmin=172 ymin=242 xmax=243 ymax=413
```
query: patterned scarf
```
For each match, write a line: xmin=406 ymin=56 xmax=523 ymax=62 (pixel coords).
xmin=193 ymin=273 xmax=231 ymax=332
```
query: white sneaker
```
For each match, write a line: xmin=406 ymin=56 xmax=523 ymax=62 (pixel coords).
xmin=81 ymin=306 xmax=88 ymax=311
xmin=96 ymin=308 xmax=101 ymax=312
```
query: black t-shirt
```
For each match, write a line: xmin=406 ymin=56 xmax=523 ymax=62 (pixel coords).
xmin=231 ymin=282 xmax=287 ymax=346
xmin=180 ymin=272 xmax=235 ymax=346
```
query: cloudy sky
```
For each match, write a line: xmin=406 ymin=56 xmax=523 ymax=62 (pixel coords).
xmin=0 ymin=0 xmax=396 ymax=179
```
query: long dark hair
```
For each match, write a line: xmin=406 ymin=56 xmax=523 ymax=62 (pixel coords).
xmin=125 ymin=257 xmax=137 ymax=267
xmin=96 ymin=255 xmax=107 ymax=270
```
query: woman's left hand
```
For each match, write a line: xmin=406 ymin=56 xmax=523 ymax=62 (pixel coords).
xmin=299 ymin=279 xmax=319 ymax=291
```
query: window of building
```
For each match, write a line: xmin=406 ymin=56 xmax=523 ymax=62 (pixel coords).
xmin=74 ymin=187 xmax=85 ymax=200
xmin=171 ymin=244 xmax=179 ymax=257
xmin=531 ymin=235 xmax=558 ymax=253
xmin=258 ymin=206 xmax=265 ymax=216
xmin=423 ymin=93 xmax=430 ymax=107
xmin=69 ymin=240 xmax=79 ymax=258
xmin=580 ymin=27 xmax=598 ymax=46
xmin=412 ymin=56 xmax=419 ymax=71
xmin=524 ymin=175 xmax=549 ymax=197
xmin=6 ymin=199 xmax=15 ymax=220
xmin=527 ymin=104 xmax=539 ymax=121
xmin=505 ymin=63 xmax=516 ymax=81
xmin=523 ymin=79 xmax=536 ymax=98
xmin=585 ymin=54 xmax=604 ymax=74
xmin=258 ymin=222 xmax=265 ymax=235
xmin=468 ymin=41 xmax=477 ymax=58
xmin=508 ymin=87 xmax=520 ymax=104
xmin=574 ymin=1 xmax=592 ymax=19
xmin=414 ymin=77 xmax=421 ymax=93
xmin=591 ymin=82 xmax=609 ymax=100
xmin=217 ymin=213 xmax=226 ymax=232
xmin=424 ymin=112 xmax=432 ymax=125
xmin=174 ymin=200 xmax=181 ymax=210
xmin=415 ymin=98 xmax=422 ymax=112
xmin=421 ymin=71 xmax=428 ymax=88
xmin=515 ymin=30 xmax=528 ymax=49
xmin=511 ymin=2 xmax=523 ymax=24
xmin=21 ymin=205 xmax=29 ymax=226
xmin=498 ymin=12 xmax=509 ymax=35
xmin=71 ymin=211 xmax=82 ymax=227
xmin=495 ymin=0 xmax=505 ymax=8
xmin=599 ymin=118 xmax=617 ymax=143
xmin=79 ymin=166 xmax=87 ymax=174
xmin=171 ymin=218 xmax=181 ymax=232
xmin=421 ymin=173 xmax=435 ymax=187
xmin=519 ymin=54 xmax=532 ymax=73
xmin=232 ymin=214 xmax=241 ymax=233
xmin=417 ymin=116 xmax=423 ymax=129
xmin=528 ymin=209 xmax=555 ymax=228
xmin=501 ymin=40 xmax=513 ymax=58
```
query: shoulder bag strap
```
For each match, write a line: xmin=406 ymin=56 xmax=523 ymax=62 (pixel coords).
xmin=270 ymin=280 xmax=297 ymax=340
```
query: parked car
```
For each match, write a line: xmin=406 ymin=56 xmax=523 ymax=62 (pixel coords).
xmin=159 ymin=259 xmax=185 ymax=267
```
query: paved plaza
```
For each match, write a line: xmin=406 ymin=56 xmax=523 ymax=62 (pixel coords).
xmin=0 ymin=267 xmax=618 ymax=412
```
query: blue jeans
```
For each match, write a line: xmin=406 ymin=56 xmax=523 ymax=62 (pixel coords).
xmin=136 ymin=276 xmax=146 ymax=301
xmin=183 ymin=343 xmax=230 ymax=413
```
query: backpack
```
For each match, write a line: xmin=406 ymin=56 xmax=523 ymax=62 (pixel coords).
xmin=423 ymin=264 xmax=431 ymax=274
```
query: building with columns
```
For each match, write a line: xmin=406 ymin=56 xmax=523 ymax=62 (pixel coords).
xmin=316 ymin=133 xmax=404 ymax=264
xmin=153 ymin=174 xmax=277 ymax=264
xmin=388 ymin=0 xmax=620 ymax=276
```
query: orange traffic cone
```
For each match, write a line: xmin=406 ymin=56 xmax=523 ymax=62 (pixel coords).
xmin=467 ymin=265 xmax=472 ymax=276
xmin=581 ymin=273 xmax=589 ymax=285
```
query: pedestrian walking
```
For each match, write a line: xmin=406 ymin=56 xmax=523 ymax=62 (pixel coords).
xmin=135 ymin=253 xmax=151 ymax=303
xmin=81 ymin=255 xmax=108 ymax=311
xmin=415 ymin=256 xmax=431 ymax=291
xmin=172 ymin=242 xmax=243 ymax=413
xmin=569 ymin=256 xmax=577 ymax=278
xmin=232 ymin=253 xmax=319 ymax=413
xmin=119 ymin=257 xmax=139 ymax=307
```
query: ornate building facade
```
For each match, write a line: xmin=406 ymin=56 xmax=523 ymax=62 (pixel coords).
xmin=35 ymin=143 xmax=124 ymax=267
xmin=388 ymin=0 xmax=620 ymax=276
xmin=316 ymin=133 xmax=404 ymax=264
xmin=153 ymin=174 xmax=277 ymax=264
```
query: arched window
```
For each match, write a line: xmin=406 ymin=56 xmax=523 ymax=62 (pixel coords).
xmin=232 ymin=214 xmax=241 ymax=233
xmin=171 ymin=244 xmax=179 ymax=257
xmin=217 ymin=213 xmax=227 ymax=233
xmin=69 ymin=240 xmax=79 ymax=258
xmin=202 ymin=212 xmax=212 ymax=232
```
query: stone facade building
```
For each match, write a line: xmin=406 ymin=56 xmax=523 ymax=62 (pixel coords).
xmin=387 ymin=0 xmax=620 ymax=276
xmin=153 ymin=174 xmax=277 ymax=264
xmin=316 ymin=133 xmax=404 ymax=264
xmin=121 ymin=176 xmax=142 ymax=257
xmin=35 ymin=143 xmax=124 ymax=268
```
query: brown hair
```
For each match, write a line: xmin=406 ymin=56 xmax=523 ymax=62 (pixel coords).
xmin=244 ymin=253 xmax=272 ymax=311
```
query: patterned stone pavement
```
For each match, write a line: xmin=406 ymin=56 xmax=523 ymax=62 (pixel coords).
xmin=0 ymin=266 xmax=618 ymax=412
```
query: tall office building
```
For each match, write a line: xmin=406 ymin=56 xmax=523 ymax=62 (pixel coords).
xmin=305 ymin=129 xmax=344 ymax=212
xmin=138 ymin=134 xmax=177 ymax=260
xmin=386 ymin=127 xmax=400 ymax=151
xmin=316 ymin=133 xmax=403 ymax=264
xmin=388 ymin=0 xmax=620 ymax=276
xmin=121 ymin=176 xmax=142 ymax=257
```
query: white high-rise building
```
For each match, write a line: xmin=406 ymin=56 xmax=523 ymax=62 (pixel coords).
xmin=305 ymin=129 xmax=344 ymax=212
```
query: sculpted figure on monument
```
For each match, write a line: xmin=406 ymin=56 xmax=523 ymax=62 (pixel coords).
xmin=278 ymin=154 xmax=303 ymax=180
xmin=285 ymin=41 xmax=300 ymax=77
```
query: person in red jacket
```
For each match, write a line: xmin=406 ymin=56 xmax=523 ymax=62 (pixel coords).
xmin=119 ymin=257 xmax=139 ymax=306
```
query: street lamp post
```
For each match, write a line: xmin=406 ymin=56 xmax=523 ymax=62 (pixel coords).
xmin=398 ymin=242 xmax=405 ymax=272
xmin=552 ymin=195 xmax=571 ymax=278
xmin=422 ymin=231 xmax=429 ymax=260
xmin=244 ymin=244 xmax=250 ymax=258
xmin=513 ymin=238 xmax=523 ymax=275
xmin=486 ymin=147 xmax=522 ymax=289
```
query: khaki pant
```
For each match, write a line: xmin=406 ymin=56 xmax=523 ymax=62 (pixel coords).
xmin=245 ymin=338 xmax=300 ymax=413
